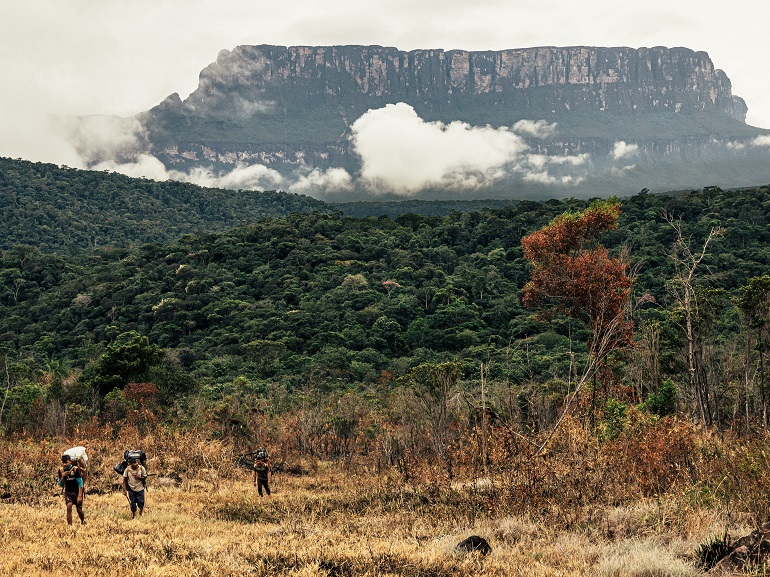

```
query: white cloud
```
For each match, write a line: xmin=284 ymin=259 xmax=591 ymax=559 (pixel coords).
xmin=545 ymin=153 xmax=590 ymax=166
xmin=513 ymin=152 xmax=589 ymax=186
xmin=512 ymin=119 xmax=557 ymax=138
xmin=348 ymin=104 xmax=594 ymax=194
xmin=173 ymin=163 xmax=285 ymax=190
xmin=611 ymin=141 xmax=639 ymax=160
xmin=522 ymin=171 xmax=585 ymax=185
xmin=54 ymin=115 xmax=148 ymax=165
xmin=752 ymin=135 xmax=770 ymax=147
xmin=45 ymin=100 xmax=595 ymax=197
xmin=92 ymin=156 xmax=286 ymax=192
xmin=611 ymin=164 xmax=637 ymax=175
xmin=93 ymin=154 xmax=172 ymax=181
xmin=288 ymin=168 xmax=354 ymax=195
xmin=350 ymin=102 xmax=529 ymax=195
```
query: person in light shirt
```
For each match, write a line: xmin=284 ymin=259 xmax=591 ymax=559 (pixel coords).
xmin=122 ymin=457 xmax=147 ymax=518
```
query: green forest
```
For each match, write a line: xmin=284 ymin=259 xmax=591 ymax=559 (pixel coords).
xmin=2 ymin=156 xmax=770 ymax=454
xmin=0 ymin=157 xmax=329 ymax=253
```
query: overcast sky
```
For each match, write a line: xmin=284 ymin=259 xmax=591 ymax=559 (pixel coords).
xmin=1 ymin=0 xmax=767 ymax=172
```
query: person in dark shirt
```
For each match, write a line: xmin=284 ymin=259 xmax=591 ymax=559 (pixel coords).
xmin=57 ymin=454 xmax=85 ymax=525
xmin=252 ymin=450 xmax=271 ymax=497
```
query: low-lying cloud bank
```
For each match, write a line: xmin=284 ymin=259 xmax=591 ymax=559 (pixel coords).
xmin=351 ymin=103 xmax=530 ymax=192
xmin=34 ymin=103 xmax=770 ymax=200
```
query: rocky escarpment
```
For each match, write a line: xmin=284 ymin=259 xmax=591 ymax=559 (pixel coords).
xmin=126 ymin=44 xmax=769 ymax=197
xmin=158 ymin=45 xmax=747 ymax=118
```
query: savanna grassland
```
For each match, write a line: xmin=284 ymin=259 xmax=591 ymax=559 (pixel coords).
xmin=2 ymin=419 xmax=766 ymax=577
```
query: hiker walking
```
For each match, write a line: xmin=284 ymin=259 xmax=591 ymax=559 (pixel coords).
xmin=252 ymin=448 xmax=271 ymax=497
xmin=57 ymin=454 xmax=85 ymax=525
xmin=122 ymin=456 xmax=147 ymax=518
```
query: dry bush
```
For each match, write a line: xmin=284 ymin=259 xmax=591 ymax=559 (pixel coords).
xmin=595 ymin=539 xmax=700 ymax=577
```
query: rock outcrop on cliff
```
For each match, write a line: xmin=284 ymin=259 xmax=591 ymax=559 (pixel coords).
xmin=102 ymin=45 xmax=770 ymax=198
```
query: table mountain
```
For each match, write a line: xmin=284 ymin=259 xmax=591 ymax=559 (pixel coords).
xmin=79 ymin=45 xmax=770 ymax=199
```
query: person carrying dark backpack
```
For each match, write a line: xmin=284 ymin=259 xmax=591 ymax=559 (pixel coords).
xmin=57 ymin=454 xmax=85 ymax=525
xmin=122 ymin=456 xmax=148 ymax=518
xmin=252 ymin=448 xmax=271 ymax=497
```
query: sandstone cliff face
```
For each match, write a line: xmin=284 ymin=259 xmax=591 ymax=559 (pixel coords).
xmin=178 ymin=44 xmax=745 ymax=119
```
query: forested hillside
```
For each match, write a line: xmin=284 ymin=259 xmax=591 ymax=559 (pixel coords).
xmin=333 ymin=198 xmax=520 ymax=218
xmin=0 ymin=157 xmax=527 ymax=253
xmin=2 ymin=183 xmax=770 ymax=438
xmin=0 ymin=157 xmax=330 ymax=252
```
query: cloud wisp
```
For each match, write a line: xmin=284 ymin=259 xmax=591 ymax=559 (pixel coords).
xmin=49 ymin=102 xmax=770 ymax=200
xmin=58 ymin=102 xmax=595 ymax=198
xmin=611 ymin=141 xmax=640 ymax=160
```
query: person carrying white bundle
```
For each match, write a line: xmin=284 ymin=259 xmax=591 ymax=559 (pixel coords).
xmin=62 ymin=446 xmax=88 ymax=483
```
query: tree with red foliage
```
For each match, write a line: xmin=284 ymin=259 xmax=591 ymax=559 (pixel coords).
xmin=521 ymin=199 xmax=634 ymax=437
xmin=522 ymin=198 xmax=634 ymax=359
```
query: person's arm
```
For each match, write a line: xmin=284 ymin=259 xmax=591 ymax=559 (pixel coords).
xmin=123 ymin=470 xmax=129 ymax=492
xmin=57 ymin=466 xmax=72 ymax=486
xmin=75 ymin=470 xmax=84 ymax=504
xmin=253 ymin=466 xmax=257 ymax=485
xmin=267 ymin=461 xmax=271 ymax=483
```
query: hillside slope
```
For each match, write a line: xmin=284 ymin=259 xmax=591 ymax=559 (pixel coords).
xmin=0 ymin=157 xmax=330 ymax=252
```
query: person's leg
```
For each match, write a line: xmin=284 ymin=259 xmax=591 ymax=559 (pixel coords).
xmin=258 ymin=478 xmax=270 ymax=496
xmin=128 ymin=488 xmax=138 ymax=517
xmin=75 ymin=502 xmax=85 ymax=524
xmin=136 ymin=490 xmax=145 ymax=515
xmin=65 ymin=501 xmax=73 ymax=525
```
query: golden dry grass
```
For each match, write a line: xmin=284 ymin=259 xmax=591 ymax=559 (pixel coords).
xmin=0 ymin=465 xmax=723 ymax=577
xmin=5 ymin=419 xmax=766 ymax=576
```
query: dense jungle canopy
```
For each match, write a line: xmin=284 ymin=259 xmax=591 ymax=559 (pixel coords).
xmin=2 ymin=157 xmax=770 ymax=438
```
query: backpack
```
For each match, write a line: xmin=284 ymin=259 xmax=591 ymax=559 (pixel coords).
xmin=235 ymin=448 xmax=269 ymax=471
xmin=113 ymin=449 xmax=148 ymax=476
xmin=63 ymin=446 xmax=88 ymax=469
xmin=253 ymin=448 xmax=270 ymax=475
xmin=124 ymin=450 xmax=147 ymax=466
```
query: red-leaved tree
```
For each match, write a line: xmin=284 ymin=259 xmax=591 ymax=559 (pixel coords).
xmin=521 ymin=199 xmax=634 ymax=437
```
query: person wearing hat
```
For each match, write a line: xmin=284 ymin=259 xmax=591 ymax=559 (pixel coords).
xmin=57 ymin=454 xmax=85 ymax=525
xmin=122 ymin=456 xmax=147 ymax=518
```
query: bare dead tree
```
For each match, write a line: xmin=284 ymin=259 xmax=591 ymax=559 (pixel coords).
xmin=533 ymin=291 xmax=634 ymax=455
xmin=0 ymin=355 xmax=11 ymax=432
xmin=664 ymin=212 xmax=724 ymax=426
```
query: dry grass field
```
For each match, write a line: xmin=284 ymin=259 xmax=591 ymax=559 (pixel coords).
xmin=0 ymin=462 xmax=737 ymax=577
xmin=4 ymin=419 xmax=769 ymax=576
